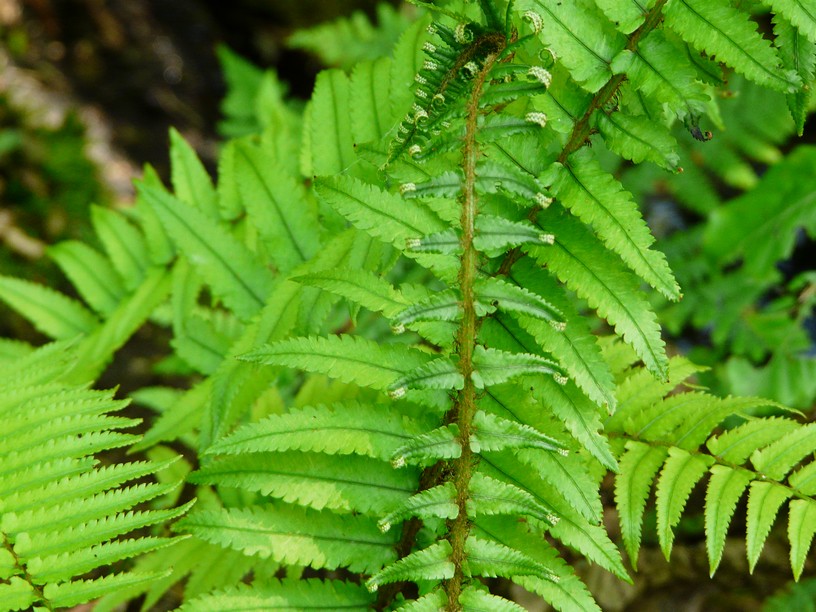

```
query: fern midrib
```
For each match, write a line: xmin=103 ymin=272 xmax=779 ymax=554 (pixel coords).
xmin=2 ymin=532 xmax=48 ymax=609
xmin=444 ymin=45 xmax=502 ymax=611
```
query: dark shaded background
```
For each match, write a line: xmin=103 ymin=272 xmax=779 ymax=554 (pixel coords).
xmin=14 ymin=0 xmax=394 ymax=177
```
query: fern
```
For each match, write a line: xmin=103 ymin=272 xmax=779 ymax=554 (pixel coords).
xmin=607 ymin=354 xmax=816 ymax=579
xmin=0 ymin=0 xmax=814 ymax=609
xmin=0 ymin=343 xmax=190 ymax=611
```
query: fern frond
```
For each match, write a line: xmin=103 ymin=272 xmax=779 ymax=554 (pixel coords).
xmin=366 ymin=541 xmax=454 ymax=591
xmin=764 ymin=0 xmax=816 ymax=43
xmin=315 ymin=175 xmax=448 ymax=249
xmin=654 ymin=447 xmax=713 ymax=558
xmin=471 ymin=345 xmax=566 ymax=388
xmin=788 ymin=499 xmax=816 ymax=579
xmin=471 ymin=410 xmax=568 ymax=454
xmin=235 ymin=142 xmax=321 ymax=272
xmin=169 ymin=128 xmax=219 ymax=218
xmin=47 ymin=241 xmax=126 ymax=316
xmin=379 ymin=482 xmax=459 ymax=531
xmin=595 ymin=0 xmax=655 ymax=34
xmin=773 ymin=15 xmax=816 ymax=135
xmin=473 ymin=215 xmax=554 ymax=255
xmin=179 ymin=503 xmax=397 ymax=574
xmin=0 ymin=344 xmax=189 ymax=610
xmin=611 ymin=30 xmax=710 ymax=121
xmin=475 ymin=517 xmax=605 ymax=611
xmin=294 ymin=268 xmax=408 ymax=318
xmin=460 ymin=586 xmax=527 ymax=611
xmin=528 ymin=207 xmax=669 ymax=379
xmin=615 ymin=442 xmax=669 ymax=566
xmin=308 ymin=69 xmax=356 ymax=176
xmin=468 ymin=473 xmax=559 ymax=525
xmin=28 ymin=2 xmax=805 ymax=609
xmin=394 ymin=589 xmax=447 ymax=611
xmin=751 ymin=422 xmax=816 ymax=480
xmin=705 ymin=464 xmax=753 ymax=575
xmin=544 ymin=149 xmax=680 ymax=300
xmin=706 ymin=416 xmax=800 ymax=464
xmin=206 ymin=402 xmax=421 ymax=460
xmin=510 ymin=259 xmax=617 ymax=411
xmin=179 ymin=579 xmax=375 ymax=611
xmin=391 ymin=357 xmax=465 ymax=395
xmin=67 ymin=267 xmax=171 ymax=383
xmin=746 ymin=480 xmax=792 ymax=571
xmin=90 ymin=205 xmax=149 ymax=291
xmin=392 ymin=425 xmax=463 ymax=467
xmin=515 ymin=0 xmax=625 ymax=92
xmin=663 ymin=0 xmax=801 ymax=92
xmin=241 ymin=335 xmax=433 ymax=392
xmin=594 ymin=110 xmax=680 ymax=171
xmin=0 ymin=276 xmax=98 ymax=340
xmin=190 ymin=451 xmax=416 ymax=514
xmin=140 ymin=185 xmax=273 ymax=320
xmin=465 ymin=536 xmax=556 ymax=581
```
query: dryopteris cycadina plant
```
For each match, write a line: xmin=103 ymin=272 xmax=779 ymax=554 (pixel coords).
xmin=1 ymin=0 xmax=815 ymax=610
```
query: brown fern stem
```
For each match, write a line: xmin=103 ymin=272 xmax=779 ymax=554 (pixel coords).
xmin=443 ymin=46 xmax=502 ymax=611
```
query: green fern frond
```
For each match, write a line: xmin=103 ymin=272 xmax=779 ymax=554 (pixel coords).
xmin=2 ymin=1 xmax=810 ymax=609
xmin=595 ymin=111 xmax=681 ymax=170
xmin=664 ymin=0 xmax=800 ymax=92
xmin=241 ymin=335 xmax=434 ymax=393
xmin=366 ymin=541 xmax=454 ymax=591
xmin=516 ymin=0 xmax=625 ymax=92
xmin=90 ymin=205 xmax=149 ymax=291
xmin=544 ymin=149 xmax=681 ymax=299
xmin=0 ymin=275 xmax=98 ymax=340
xmin=190 ymin=451 xmax=416 ymax=514
xmin=611 ymin=359 xmax=816 ymax=578
xmin=206 ymin=402 xmax=422 ymax=460
xmin=140 ymin=185 xmax=273 ymax=320
xmin=528 ymin=208 xmax=669 ymax=379
xmin=179 ymin=503 xmax=397 ymax=574
xmin=47 ymin=241 xmax=126 ymax=316
xmin=0 ymin=344 xmax=189 ymax=611
xmin=169 ymin=128 xmax=219 ymax=218
xmin=179 ymin=578 xmax=375 ymax=611
xmin=773 ymin=15 xmax=816 ymax=135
